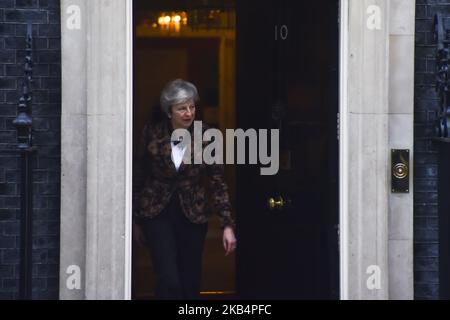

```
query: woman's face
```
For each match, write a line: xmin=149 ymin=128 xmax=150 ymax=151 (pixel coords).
xmin=170 ymin=99 xmax=196 ymax=129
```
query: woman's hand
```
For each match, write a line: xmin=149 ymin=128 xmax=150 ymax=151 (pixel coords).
xmin=133 ymin=222 xmax=147 ymax=247
xmin=223 ymin=226 xmax=237 ymax=256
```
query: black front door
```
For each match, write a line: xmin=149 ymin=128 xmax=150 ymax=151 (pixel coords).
xmin=235 ymin=0 xmax=340 ymax=299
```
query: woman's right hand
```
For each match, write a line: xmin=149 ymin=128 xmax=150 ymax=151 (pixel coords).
xmin=133 ymin=222 xmax=147 ymax=247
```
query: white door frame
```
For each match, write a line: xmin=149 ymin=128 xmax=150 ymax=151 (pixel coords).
xmin=59 ymin=0 xmax=416 ymax=300
xmin=338 ymin=0 xmax=349 ymax=300
xmin=124 ymin=0 xmax=134 ymax=301
xmin=337 ymin=0 xmax=415 ymax=300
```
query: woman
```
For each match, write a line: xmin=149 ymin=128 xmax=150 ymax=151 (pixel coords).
xmin=133 ymin=79 xmax=237 ymax=300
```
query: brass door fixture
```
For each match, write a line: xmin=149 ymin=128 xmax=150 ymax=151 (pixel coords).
xmin=391 ymin=149 xmax=410 ymax=193
xmin=267 ymin=195 xmax=292 ymax=211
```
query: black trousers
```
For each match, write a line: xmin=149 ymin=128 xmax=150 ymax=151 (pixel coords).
xmin=142 ymin=192 xmax=208 ymax=300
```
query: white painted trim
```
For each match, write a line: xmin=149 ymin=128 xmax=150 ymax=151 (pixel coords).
xmin=124 ymin=0 xmax=134 ymax=301
xmin=339 ymin=0 xmax=349 ymax=300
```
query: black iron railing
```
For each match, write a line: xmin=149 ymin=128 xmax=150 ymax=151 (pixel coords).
xmin=434 ymin=13 xmax=450 ymax=138
xmin=12 ymin=23 xmax=36 ymax=300
xmin=434 ymin=13 xmax=450 ymax=300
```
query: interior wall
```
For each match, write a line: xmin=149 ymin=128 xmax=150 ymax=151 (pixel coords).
xmin=132 ymin=36 xmax=236 ymax=298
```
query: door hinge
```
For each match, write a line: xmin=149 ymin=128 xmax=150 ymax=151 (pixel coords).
xmin=336 ymin=112 xmax=340 ymax=141
xmin=335 ymin=223 xmax=340 ymax=250
xmin=337 ymin=1 xmax=341 ymax=25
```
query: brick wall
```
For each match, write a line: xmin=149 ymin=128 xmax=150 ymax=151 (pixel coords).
xmin=414 ymin=0 xmax=447 ymax=300
xmin=0 ymin=0 xmax=61 ymax=300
